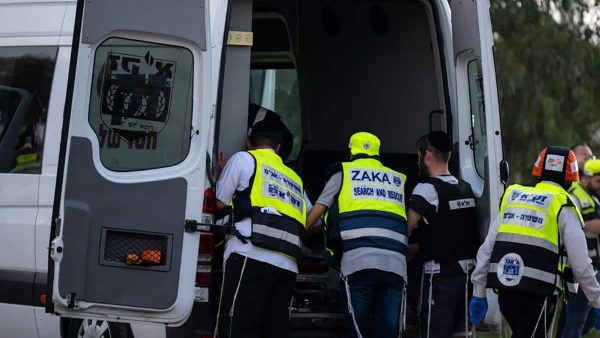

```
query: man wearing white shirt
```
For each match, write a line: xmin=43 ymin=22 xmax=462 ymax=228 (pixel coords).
xmin=215 ymin=119 xmax=310 ymax=338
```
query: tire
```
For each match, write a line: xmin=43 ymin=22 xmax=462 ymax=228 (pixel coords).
xmin=66 ymin=318 xmax=133 ymax=338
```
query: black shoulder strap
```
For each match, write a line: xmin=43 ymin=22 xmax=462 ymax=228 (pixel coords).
xmin=325 ymin=162 xmax=343 ymax=182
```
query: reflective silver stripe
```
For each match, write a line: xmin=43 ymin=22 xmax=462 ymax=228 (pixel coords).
xmin=342 ymin=247 xmax=407 ymax=279
xmin=567 ymin=281 xmax=579 ymax=293
xmin=489 ymin=263 xmax=557 ymax=284
xmin=341 ymin=228 xmax=408 ymax=244
xmin=496 ymin=232 xmax=558 ymax=254
xmin=253 ymin=223 xmax=301 ymax=247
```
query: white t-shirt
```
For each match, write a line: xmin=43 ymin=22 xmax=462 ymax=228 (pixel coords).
xmin=216 ymin=149 xmax=312 ymax=273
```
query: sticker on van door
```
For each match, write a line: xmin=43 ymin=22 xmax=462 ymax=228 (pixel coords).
xmin=98 ymin=51 xmax=175 ymax=141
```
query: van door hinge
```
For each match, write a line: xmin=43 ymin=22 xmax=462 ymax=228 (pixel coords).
xmin=465 ymin=135 xmax=475 ymax=150
xmin=185 ymin=219 xmax=198 ymax=232
xmin=54 ymin=217 xmax=62 ymax=236
xmin=66 ymin=293 xmax=77 ymax=309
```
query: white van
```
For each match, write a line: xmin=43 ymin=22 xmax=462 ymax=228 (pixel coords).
xmin=0 ymin=0 xmax=506 ymax=337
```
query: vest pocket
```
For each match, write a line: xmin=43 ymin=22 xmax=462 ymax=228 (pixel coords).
xmin=250 ymin=210 xmax=304 ymax=260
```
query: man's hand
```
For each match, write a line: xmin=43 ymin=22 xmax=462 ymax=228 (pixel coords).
xmin=407 ymin=243 xmax=419 ymax=262
xmin=469 ymin=296 xmax=488 ymax=326
xmin=216 ymin=151 xmax=226 ymax=177
xmin=584 ymin=219 xmax=600 ymax=234
xmin=306 ymin=203 xmax=328 ymax=230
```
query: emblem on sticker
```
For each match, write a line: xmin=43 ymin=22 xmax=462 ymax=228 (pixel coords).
xmin=363 ymin=142 xmax=371 ymax=150
xmin=497 ymin=253 xmax=524 ymax=287
xmin=98 ymin=51 xmax=175 ymax=141
xmin=545 ymin=154 xmax=565 ymax=172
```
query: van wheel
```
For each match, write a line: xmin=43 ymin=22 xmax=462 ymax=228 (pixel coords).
xmin=66 ymin=319 xmax=133 ymax=338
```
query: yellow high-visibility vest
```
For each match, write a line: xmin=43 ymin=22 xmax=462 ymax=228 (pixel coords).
xmin=488 ymin=182 xmax=583 ymax=296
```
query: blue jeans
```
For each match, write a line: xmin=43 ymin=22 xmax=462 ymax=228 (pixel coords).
xmin=560 ymin=270 xmax=600 ymax=338
xmin=343 ymin=269 xmax=405 ymax=338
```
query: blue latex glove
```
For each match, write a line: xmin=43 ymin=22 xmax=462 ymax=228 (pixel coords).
xmin=469 ymin=296 xmax=488 ymax=326
xmin=595 ymin=308 xmax=600 ymax=329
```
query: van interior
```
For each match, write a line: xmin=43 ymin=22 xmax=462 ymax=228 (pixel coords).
xmin=216 ymin=0 xmax=449 ymax=335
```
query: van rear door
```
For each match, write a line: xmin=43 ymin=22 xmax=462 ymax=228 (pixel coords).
xmin=48 ymin=0 xmax=210 ymax=325
xmin=451 ymin=0 xmax=504 ymax=236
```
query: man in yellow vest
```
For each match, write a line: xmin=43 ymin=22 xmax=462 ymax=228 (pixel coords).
xmin=561 ymin=159 xmax=600 ymax=337
xmin=306 ymin=132 xmax=408 ymax=338
xmin=214 ymin=119 xmax=308 ymax=338
xmin=469 ymin=146 xmax=600 ymax=337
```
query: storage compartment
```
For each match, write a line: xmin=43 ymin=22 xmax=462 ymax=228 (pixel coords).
xmin=100 ymin=228 xmax=172 ymax=271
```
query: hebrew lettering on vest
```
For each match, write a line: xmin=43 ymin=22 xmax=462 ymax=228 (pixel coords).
xmin=502 ymin=206 xmax=546 ymax=229
xmin=508 ymin=189 xmax=554 ymax=209
xmin=262 ymin=164 xmax=302 ymax=196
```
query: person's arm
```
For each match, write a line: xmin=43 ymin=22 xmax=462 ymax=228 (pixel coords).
xmin=305 ymin=171 xmax=342 ymax=230
xmin=471 ymin=215 xmax=500 ymax=298
xmin=215 ymin=152 xmax=251 ymax=212
xmin=306 ymin=203 xmax=328 ymax=229
xmin=584 ymin=219 xmax=600 ymax=234
xmin=216 ymin=199 xmax=228 ymax=211
xmin=561 ymin=206 xmax=600 ymax=307
xmin=407 ymin=209 xmax=422 ymax=237
xmin=407 ymin=182 xmax=438 ymax=236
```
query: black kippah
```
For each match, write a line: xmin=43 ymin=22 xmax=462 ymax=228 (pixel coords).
xmin=428 ymin=131 xmax=452 ymax=152
xmin=250 ymin=119 xmax=283 ymax=137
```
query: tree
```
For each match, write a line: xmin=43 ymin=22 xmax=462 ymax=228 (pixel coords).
xmin=491 ymin=0 xmax=600 ymax=183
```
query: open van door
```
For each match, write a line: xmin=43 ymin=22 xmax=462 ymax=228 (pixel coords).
xmin=451 ymin=0 xmax=505 ymax=325
xmin=47 ymin=0 xmax=211 ymax=325
xmin=451 ymin=0 xmax=505 ymax=234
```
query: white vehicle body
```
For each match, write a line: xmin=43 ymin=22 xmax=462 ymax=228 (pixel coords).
xmin=0 ymin=0 xmax=505 ymax=337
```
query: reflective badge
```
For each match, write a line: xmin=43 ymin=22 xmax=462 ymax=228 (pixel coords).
xmin=545 ymin=154 xmax=565 ymax=172
xmin=497 ymin=253 xmax=524 ymax=287
xmin=581 ymin=199 xmax=590 ymax=208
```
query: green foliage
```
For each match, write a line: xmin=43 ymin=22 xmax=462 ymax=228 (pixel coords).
xmin=491 ymin=0 xmax=600 ymax=183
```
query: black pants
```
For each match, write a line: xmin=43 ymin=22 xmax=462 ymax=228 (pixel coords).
xmin=498 ymin=290 xmax=557 ymax=338
xmin=418 ymin=271 xmax=471 ymax=338
xmin=218 ymin=253 xmax=296 ymax=338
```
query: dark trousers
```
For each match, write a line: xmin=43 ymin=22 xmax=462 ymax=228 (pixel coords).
xmin=498 ymin=290 xmax=557 ymax=338
xmin=218 ymin=253 xmax=296 ymax=338
xmin=343 ymin=269 xmax=405 ymax=338
xmin=418 ymin=271 xmax=471 ymax=338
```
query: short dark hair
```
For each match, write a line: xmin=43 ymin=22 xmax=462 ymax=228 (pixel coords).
xmin=416 ymin=133 xmax=451 ymax=163
xmin=570 ymin=142 xmax=589 ymax=151
xmin=248 ymin=120 xmax=283 ymax=148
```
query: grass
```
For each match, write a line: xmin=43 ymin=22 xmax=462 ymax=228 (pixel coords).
xmin=471 ymin=301 xmax=600 ymax=337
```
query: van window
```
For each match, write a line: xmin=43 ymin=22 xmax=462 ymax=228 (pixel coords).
xmin=0 ymin=46 xmax=57 ymax=174
xmin=249 ymin=68 xmax=302 ymax=160
xmin=88 ymin=37 xmax=194 ymax=172
xmin=468 ymin=59 xmax=487 ymax=177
